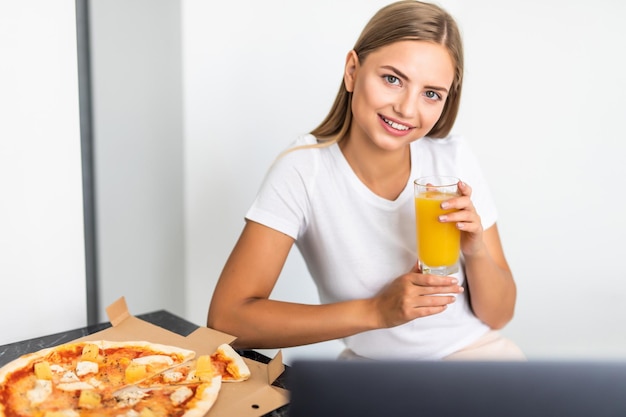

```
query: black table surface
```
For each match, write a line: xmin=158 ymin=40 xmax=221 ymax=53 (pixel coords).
xmin=0 ymin=310 xmax=289 ymax=417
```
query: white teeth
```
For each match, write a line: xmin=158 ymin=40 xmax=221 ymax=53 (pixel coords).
xmin=382 ymin=117 xmax=410 ymax=131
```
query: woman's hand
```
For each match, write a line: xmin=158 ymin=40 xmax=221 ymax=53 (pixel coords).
xmin=371 ymin=263 xmax=464 ymax=328
xmin=439 ymin=180 xmax=485 ymax=258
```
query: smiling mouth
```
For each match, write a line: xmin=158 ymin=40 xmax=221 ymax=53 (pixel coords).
xmin=380 ymin=115 xmax=412 ymax=131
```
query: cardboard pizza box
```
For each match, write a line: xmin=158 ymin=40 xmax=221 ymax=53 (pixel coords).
xmin=77 ymin=297 xmax=289 ymax=417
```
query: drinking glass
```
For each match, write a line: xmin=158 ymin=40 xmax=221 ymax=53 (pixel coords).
xmin=414 ymin=176 xmax=461 ymax=276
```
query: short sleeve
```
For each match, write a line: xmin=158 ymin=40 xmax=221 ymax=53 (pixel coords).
xmin=245 ymin=138 xmax=318 ymax=240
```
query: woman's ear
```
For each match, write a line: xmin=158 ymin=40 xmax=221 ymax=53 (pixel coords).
xmin=343 ymin=50 xmax=359 ymax=93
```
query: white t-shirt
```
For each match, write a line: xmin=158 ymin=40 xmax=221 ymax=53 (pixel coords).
xmin=246 ymin=134 xmax=494 ymax=359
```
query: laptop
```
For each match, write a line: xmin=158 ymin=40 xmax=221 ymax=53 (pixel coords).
xmin=288 ymin=359 xmax=626 ymax=417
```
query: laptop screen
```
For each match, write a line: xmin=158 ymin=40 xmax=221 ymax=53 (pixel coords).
xmin=288 ymin=359 xmax=626 ymax=417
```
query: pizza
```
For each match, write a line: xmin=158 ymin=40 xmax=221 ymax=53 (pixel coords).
xmin=0 ymin=340 xmax=251 ymax=417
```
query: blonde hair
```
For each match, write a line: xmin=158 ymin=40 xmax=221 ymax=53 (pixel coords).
xmin=310 ymin=0 xmax=464 ymax=148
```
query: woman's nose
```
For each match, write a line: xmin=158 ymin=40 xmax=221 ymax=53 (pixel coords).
xmin=393 ymin=90 xmax=420 ymax=120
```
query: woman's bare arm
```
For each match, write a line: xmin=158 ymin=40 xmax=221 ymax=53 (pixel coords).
xmin=442 ymin=181 xmax=517 ymax=329
xmin=463 ymin=223 xmax=516 ymax=329
xmin=207 ymin=220 xmax=378 ymax=349
xmin=207 ymin=220 xmax=463 ymax=349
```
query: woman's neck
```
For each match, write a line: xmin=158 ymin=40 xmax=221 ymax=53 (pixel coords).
xmin=339 ymin=135 xmax=411 ymax=201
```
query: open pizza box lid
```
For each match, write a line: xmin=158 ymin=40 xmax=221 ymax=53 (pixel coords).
xmin=76 ymin=297 xmax=289 ymax=417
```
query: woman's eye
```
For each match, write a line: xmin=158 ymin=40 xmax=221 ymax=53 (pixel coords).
xmin=425 ymin=90 xmax=442 ymax=100
xmin=383 ymin=75 xmax=400 ymax=85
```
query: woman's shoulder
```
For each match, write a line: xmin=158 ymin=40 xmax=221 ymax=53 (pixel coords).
xmin=279 ymin=133 xmax=323 ymax=157
xmin=287 ymin=133 xmax=320 ymax=148
xmin=273 ymin=134 xmax=332 ymax=167
xmin=265 ymin=134 xmax=328 ymax=181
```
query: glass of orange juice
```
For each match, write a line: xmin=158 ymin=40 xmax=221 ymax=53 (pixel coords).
xmin=414 ymin=176 xmax=461 ymax=276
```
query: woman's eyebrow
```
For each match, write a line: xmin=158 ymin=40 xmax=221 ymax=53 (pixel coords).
xmin=381 ymin=65 xmax=409 ymax=81
xmin=425 ymin=85 xmax=449 ymax=94
xmin=381 ymin=65 xmax=449 ymax=93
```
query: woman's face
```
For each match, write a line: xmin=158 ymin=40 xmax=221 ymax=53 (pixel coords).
xmin=344 ymin=40 xmax=455 ymax=152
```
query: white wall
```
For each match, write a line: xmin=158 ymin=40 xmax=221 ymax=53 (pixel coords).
xmin=0 ymin=1 xmax=87 ymax=344
xmin=183 ymin=0 xmax=626 ymax=363
xmin=89 ymin=0 xmax=186 ymax=320
xmin=456 ymin=0 xmax=626 ymax=359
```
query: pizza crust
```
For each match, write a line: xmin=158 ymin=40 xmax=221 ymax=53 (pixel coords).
xmin=0 ymin=344 xmax=56 ymax=384
xmin=214 ymin=343 xmax=251 ymax=382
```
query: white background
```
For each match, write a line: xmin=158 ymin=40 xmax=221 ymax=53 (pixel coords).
xmin=4 ymin=0 xmax=626 ymax=365
xmin=0 ymin=1 xmax=87 ymax=344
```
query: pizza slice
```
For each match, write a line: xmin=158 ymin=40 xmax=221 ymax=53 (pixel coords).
xmin=138 ymin=343 xmax=251 ymax=387
xmin=210 ymin=343 xmax=251 ymax=382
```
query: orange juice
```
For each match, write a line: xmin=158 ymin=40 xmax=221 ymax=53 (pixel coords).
xmin=415 ymin=191 xmax=460 ymax=268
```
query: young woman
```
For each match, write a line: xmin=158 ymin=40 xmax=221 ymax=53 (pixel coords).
xmin=208 ymin=0 xmax=523 ymax=360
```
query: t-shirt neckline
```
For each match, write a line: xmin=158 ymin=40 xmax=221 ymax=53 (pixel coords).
xmin=328 ymin=141 xmax=414 ymax=210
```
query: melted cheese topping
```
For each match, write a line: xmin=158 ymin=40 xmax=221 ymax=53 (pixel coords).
xmin=170 ymin=386 xmax=193 ymax=405
xmin=114 ymin=388 xmax=149 ymax=407
xmin=50 ymin=364 xmax=66 ymax=373
xmin=27 ymin=379 xmax=52 ymax=405
xmin=60 ymin=371 xmax=80 ymax=383
xmin=163 ymin=370 xmax=184 ymax=383
xmin=76 ymin=360 xmax=99 ymax=376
